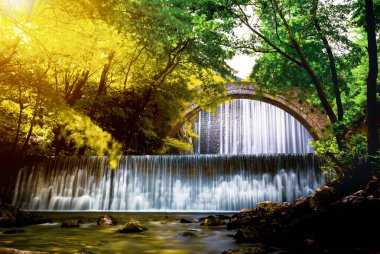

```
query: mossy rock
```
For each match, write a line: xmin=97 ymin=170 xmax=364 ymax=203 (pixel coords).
xmin=97 ymin=215 xmax=118 ymax=226
xmin=117 ymin=220 xmax=148 ymax=233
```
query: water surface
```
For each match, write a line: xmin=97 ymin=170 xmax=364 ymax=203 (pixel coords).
xmin=0 ymin=212 xmax=252 ymax=254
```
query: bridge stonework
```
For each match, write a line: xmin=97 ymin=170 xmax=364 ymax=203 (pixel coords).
xmin=168 ymin=83 xmax=330 ymax=140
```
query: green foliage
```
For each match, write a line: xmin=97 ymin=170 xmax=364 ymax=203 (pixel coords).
xmin=311 ymin=134 xmax=368 ymax=178
xmin=0 ymin=0 xmax=233 ymax=157
xmin=160 ymin=137 xmax=192 ymax=154
xmin=58 ymin=109 xmax=122 ymax=168
xmin=311 ymin=138 xmax=342 ymax=177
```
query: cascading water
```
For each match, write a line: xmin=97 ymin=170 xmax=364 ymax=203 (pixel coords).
xmin=12 ymin=155 xmax=324 ymax=211
xmin=193 ymin=99 xmax=314 ymax=154
xmin=12 ymin=98 xmax=324 ymax=212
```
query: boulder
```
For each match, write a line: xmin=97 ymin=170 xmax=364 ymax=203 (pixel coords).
xmin=0 ymin=216 xmax=17 ymax=227
xmin=117 ymin=220 xmax=148 ymax=233
xmin=308 ymin=186 xmax=336 ymax=210
xmin=179 ymin=218 xmax=192 ymax=223
xmin=178 ymin=230 xmax=198 ymax=237
xmin=0 ymin=203 xmax=50 ymax=227
xmin=61 ymin=219 xmax=82 ymax=228
xmin=97 ymin=215 xmax=117 ymax=226
xmin=200 ymin=215 xmax=226 ymax=226
xmin=365 ymin=176 xmax=380 ymax=197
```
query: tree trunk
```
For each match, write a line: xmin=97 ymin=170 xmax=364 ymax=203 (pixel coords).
xmin=13 ymin=86 xmax=24 ymax=145
xmin=313 ymin=19 xmax=346 ymax=150
xmin=67 ymin=70 xmax=89 ymax=106
xmin=96 ymin=51 xmax=115 ymax=98
xmin=365 ymin=0 xmax=379 ymax=157
xmin=21 ymin=96 xmax=40 ymax=154
xmin=89 ymin=51 xmax=115 ymax=118
xmin=314 ymin=19 xmax=344 ymax=122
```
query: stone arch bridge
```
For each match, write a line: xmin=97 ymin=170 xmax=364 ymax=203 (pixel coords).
xmin=168 ymin=83 xmax=330 ymax=140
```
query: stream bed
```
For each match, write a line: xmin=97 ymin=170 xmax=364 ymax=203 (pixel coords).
xmin=0 ymin=212 xmax=254 ymax=254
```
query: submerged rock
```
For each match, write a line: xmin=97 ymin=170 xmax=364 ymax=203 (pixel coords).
xmin=97 ymin=215 xmax=117 ymax=226
xmin=117 ymin=220 xmax=148 ymax=233
xmin=61 ymin=219 xmax=82 ymax=228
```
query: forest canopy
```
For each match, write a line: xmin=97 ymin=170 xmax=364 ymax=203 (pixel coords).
xmin=0 ymin=0 xmax=233 ymax=161
xmin=0 ymin=0 xmax=378 ymax=174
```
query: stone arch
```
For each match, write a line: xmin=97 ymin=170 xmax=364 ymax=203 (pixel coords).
xmin=167 ymin=83 xmax=330 ymax=140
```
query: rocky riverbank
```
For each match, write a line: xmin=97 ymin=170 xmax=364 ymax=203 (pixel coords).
xmin=224 ymin=176 xmax=380 ymax=253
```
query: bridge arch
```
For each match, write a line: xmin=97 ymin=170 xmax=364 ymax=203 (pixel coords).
xmin=168 ymin=83 xmax=330 ymax=140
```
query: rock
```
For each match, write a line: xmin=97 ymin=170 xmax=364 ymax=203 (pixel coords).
xmin=255 ymin=201 xmax=291 ymax=217
xmin=0 ymin=216 xmax=16 ymax=227
xmin=235 ymin=226 xmax=261 ymax=242
xmin=200 ymin=215 xmax=226 ymax=226
xmin=304 ymin=238 xmax=315 ymax=246
xmin=117 ymin=220 xmax=148 ymax=233
xmin=0 ymin=203 xmax=50 ymax=227
xmin=179 ymin=218 xmax=192 ymax=223
xmin=309 ymin=186 xmax=336 ymax=210
xmin=240 ymin=208 xmax=255 ymax=213
xmin=178 ymin=230 xmax=197 ymax=237
xmin=365 ymin=176 xmax=380 ymax=197
xmin=97 ymin=215 xmax=117 ymax=226
xmin=216 ymin=215 xmax=231 ymax=220
xmin=3 ymin=229 xmax=25 ymax=234
xmin=61 ymin=219 xmax=82 ymax=228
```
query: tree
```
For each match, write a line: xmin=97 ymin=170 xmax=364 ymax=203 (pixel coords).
xmin=364 ymin=0 xmax=379 ymax=157
xmin=207 ymin=0 xmax=378 ymax=173
xmin=0 ymin=0 xmax=234 ymax=156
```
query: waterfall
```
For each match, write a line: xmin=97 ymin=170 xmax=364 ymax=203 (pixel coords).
xmin=193 ymin=99 xmax=314 ymax=154
xmin=13 ymin=155 xmax=324 ymax=211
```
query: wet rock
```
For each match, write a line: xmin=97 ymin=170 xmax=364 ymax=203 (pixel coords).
xmin=178 ymin=230 xmax=197 ymax=237
xmin=200 ymin=215 xmax=226 ymax=226
xmin=0 ymin=203 xmax=37 ymax=227
xmin=308 ymin=186 xmax=336 ymax=210
xmin=179 ymin=218 xmax=192 ymax=223
xmin=255 ymin=201 xmax=291 ymax=217
xmin=97 ymin=215 xmax=117 ymax=226
xmin=3 ymin=229 xmax=25 ymax=234
xmin=117 ymin=220 xmax=148 ymax=233
xmin=240 ymin=208 xmax=255 ymax=213
xmin=61 ymin=219 xmax=82 ymax=228
xmin=216 ymin=215 xmax=231 ymax=220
